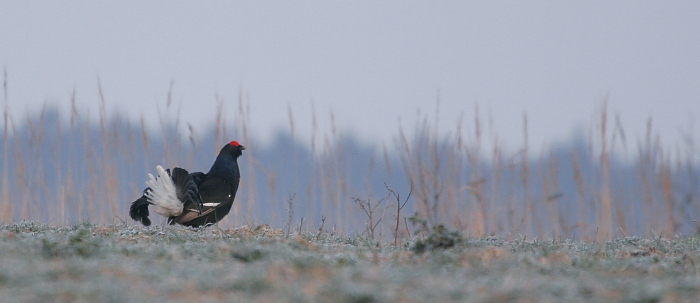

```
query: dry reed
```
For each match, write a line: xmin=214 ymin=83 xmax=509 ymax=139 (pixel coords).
xmin=0 ymin=79 xmax=697 ymax=240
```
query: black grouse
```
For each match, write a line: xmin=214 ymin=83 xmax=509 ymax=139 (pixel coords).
xmin=129 ymin=141 xmax=245 ymax=227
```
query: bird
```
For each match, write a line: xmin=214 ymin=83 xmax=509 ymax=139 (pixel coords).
xmin=129 ymin=140 xmax=245 ymax=227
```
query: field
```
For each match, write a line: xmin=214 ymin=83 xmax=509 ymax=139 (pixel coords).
xmin=2 ymin=221 xmax=700 ymax=302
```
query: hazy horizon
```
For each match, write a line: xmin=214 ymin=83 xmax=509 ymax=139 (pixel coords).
xmin=2 ymin=2 xmax=699 ymax=157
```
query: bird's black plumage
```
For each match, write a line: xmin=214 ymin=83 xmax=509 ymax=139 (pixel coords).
xmin=129 ymin=141 xmax=245 ymax=227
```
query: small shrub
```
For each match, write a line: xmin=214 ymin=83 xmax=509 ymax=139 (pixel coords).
xmin=411 ymin=224 xmax=463 ymax=254
xmin=40 ymin=238 xmax=63 ymax=258
xmin=69 ymin=227 xmax=101 ymax=258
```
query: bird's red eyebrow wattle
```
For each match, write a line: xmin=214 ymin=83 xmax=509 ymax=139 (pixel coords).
xmin=229 ymin=141 xmax=240 ymax=146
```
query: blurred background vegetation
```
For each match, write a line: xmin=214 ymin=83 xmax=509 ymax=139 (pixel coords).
xmin=2 ymin=88 xmax=698 ymax=241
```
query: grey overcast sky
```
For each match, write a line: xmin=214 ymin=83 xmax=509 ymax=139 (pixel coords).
xmin=1 ymin=2 xmax=699 ymax=156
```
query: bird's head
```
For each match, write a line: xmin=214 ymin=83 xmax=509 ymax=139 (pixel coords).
xmin=208 ymin=140 xmax=245 ymax=175
xmin=224 ymin=140 xmax=245 ymax=157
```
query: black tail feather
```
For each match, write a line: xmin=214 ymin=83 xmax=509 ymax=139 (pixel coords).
xmin=171 ymin=168 xmax=204 ymax=213
xmin=129 ymin=195 xmax=152 ymax=226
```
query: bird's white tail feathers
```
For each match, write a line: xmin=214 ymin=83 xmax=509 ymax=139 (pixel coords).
xmin=144 ymin=165 xmax=183 ymax=218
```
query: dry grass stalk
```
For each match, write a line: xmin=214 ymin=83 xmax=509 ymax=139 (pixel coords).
xmin=521 ymin=114 xmax=534 ymax=236
xmin=637 ymin=117 xmax=657 ymax=236
xmin=486 ymin=108 xmax=506 ymax=237
xmin=612 ymin=114 xmax=628 ymax=236
xmin=353 ymin=196 xmax=385 ymax=240
xmin=286 ymin=192 xmax=296 ymax=236
xmin=543 ymin=152 xmax=562 ymax=239
xmin=597 ymin=100 xmax=613 ymax=241
xmin=1 ymin=66 xmax=11 ymax=222
xmin=238 ymin=91 xmax=255 ymax=224
xmin=386 ymin=182 xmax=411 ymax=247
xmin=466 ymin=105 xmax=486 ymax=236
xmin=659 ymin=157 xmax=675 ymax=235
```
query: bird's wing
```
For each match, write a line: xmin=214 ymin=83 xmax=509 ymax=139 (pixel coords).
xmin=170 ymin=168 xmax=205 ymax=214
xmin=197 ymin=176 xmax=236 ymax=204
xmin=172 ymin=175 xmax=236 ymax=225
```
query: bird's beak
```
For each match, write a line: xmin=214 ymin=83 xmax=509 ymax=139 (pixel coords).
xmin=239 ymin=145 xmax=246 ymax=150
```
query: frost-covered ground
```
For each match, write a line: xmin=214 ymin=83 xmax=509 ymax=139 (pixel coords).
xmin=1 ymin=222 xmax=700 ymax=302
